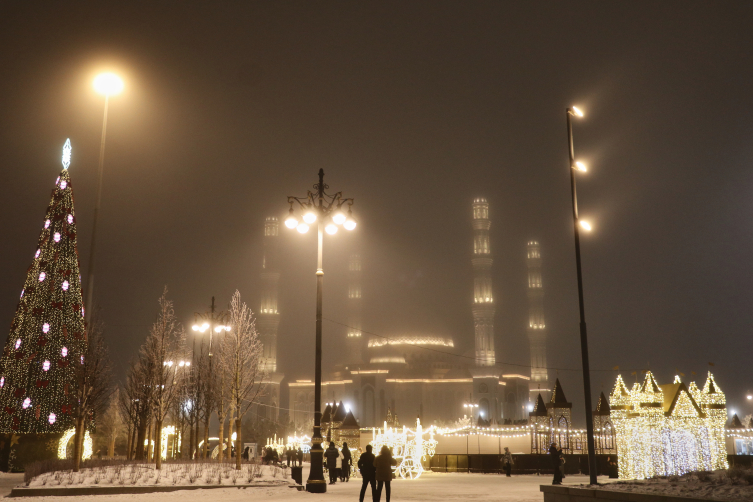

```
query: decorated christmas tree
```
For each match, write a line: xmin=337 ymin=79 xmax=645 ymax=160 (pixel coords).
xmin=0 ymin=139 xmax=87 ymax=434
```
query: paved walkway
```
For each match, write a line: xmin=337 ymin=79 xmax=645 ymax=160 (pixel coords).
xmin=0 ymin=473 xmax=25 ymax=496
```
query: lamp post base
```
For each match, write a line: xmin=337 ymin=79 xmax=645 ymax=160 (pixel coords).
xmin=306 ymin=479 xmax=327 ymax=493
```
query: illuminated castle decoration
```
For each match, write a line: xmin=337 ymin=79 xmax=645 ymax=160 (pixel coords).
xmin=320 ymin=401 xmax=360 ymax=452
xmin=528 ymin=379 xmax=573 ymax=453
xmin=592 ymin=392 xmax=615 ymax=454
xmin=526 ymin=241 xmax=549 ymax=397
xmin=0 ymin=139 xmax=86 ymax=435
xmin=346 ymin=253 xmax=363 ymax=364
xmin=471 ymin=198 xmax=495 ymax=367
xmin=256 ymin=216 xmax=284 ymax=420
xmin=610 ymin=371 xmax=729 ymax=480
xmin=386 ymin=407 xmax=400 ymax=429
xmin=288 ymin=198 xmax=531 ymax=428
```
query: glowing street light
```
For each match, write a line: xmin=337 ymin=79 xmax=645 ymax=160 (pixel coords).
xmin=579 ymin=220 xmax=592 ymax=231
xmin=566 ymin=105 xmax=597 ymax=485
xmin=93 ymin=73 xmax=124 ymax=96
xmin=575 ymin=161 xmax=587 ymax=172
xmin=285 ymin=169 xmax=355 ymax=493
xmin=84 ymin=72 xmax=124 ymax=313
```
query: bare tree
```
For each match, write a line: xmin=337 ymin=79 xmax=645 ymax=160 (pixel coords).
xmin=142 ymin=288 xmax=187 ymax=469
xmin=221 ymin=290 xmax=265 ymax=470
xmin=98 ymin=388 xmax=125 ymax=457
xmin=71 ymin=313 xmax=113 ymax=472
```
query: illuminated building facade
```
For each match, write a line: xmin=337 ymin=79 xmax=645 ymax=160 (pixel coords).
xmin=288 ymin=198 xmax=530 ymax=429
xmin=610 ymin=371 xmax=728 ymax=479
xmin=526 ymin=241 xmax=549 ymax=396
xmin=256 ymin=217 xmax=284 ymax=419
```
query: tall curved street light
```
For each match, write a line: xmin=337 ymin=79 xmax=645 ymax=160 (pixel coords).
xmin=285 ymin=169 xmax=355 ymax=493
xmin=566 ymin=105 xmax=597 ymax=485
xmin=84 ymin=73 xmax=124 ymax=312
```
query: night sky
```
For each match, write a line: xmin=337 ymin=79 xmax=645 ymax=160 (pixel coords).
xmin=1 ymin=1 xmax=752 ymax=424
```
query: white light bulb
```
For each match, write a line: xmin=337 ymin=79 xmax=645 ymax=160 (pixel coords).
xmin=332 ymin=212 xmax=346 ymax=225
xmin=579 ymin=220 xmax=592 ymax=231
xmin=344 ymin=218 xmax=356 ymax=231
xmin=303 ymin=212 xmax=317 ymax=224
xmin=93 ymin=73 xmax=124 ymax=96
xmin=572 ymin=106 xmax=584 ymax=117
xmin=325 ymin=223 xmax=338 ymax=235
xmin=297 ymin=223 xmax=309 ymax=233
xmin=285 ymin=215 xmax=298 ymax=229
xmin=575 ymin=161 xmax=587 ymax=172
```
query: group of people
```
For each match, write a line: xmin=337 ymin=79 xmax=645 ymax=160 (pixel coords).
xmin=324 ymin=442 xmax=353 ymax=483
xmin=322 ymin=442 xmax=396 ymax=502
xmin=261 ymin=446 xmax=304 ymax=466
xmin=357 ymin=444 xmax=397 ymax=502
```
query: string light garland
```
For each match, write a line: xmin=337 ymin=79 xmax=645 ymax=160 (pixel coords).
xmin=0 ymin=140 xmax=86 ymax=434
xmin=611 ymin=371 xmax=728 ymax=480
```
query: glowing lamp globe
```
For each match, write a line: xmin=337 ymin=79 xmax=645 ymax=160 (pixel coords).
xmin=579 ymin=220 xmax=592 ymax=231
xmin=284 ymin=213 xmax=298 ymax=229
xmin=93 ymin=73 xmax=124 ymax=96
xmin=296 ymin=222 xmax=309 ymax=234
xmin=325 ymin=223 xmax=338 ymax=235
xmin=575 ymin=161 xmax=587 ymax=172
xmin=344 ymin=217 xmax=356 ymax=231
xmin=303 ymin=211 xmax=317 ymax=224
xmin=572 ymin=105 xmax=584 ymax=117
xmin=332 ymin=211 xmax=346 ymax=225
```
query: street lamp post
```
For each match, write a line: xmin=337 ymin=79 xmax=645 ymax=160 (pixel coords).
xmin=192 ymin=297 xmax=230 ymax=459
xmin=285 ymin=169 xmax=355 ymax=493
xmin=565 ymin=105 xmax=597 ymax=485
xmin=85 ymin=73 xmax=124 ymax=312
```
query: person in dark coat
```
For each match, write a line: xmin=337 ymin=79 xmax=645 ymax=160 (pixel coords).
xmin=374 ymin=445 xmax=397 ymax=502
xmin=358 ymin=445 xmax=376 ymax=502
xmin=340 ymin=442 xmax=352 ymax=482
xmin=549 ymin=443 xmax=562 ymax=485
xmin=297 ymin=447 xmax=303 ymax=467
xmin=501 ymin=447 xmax=513 ymax=477
xmin=324 ymin=442 xmax=340 ymax=485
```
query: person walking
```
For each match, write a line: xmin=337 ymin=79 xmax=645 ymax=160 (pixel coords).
xmin=358 ymin=444 xmax=376 ymax=502
xmin=501 ymin=447 xmax=513 ymax=477
xmin=286 ymin=447 xmax=292 ymax=467
xmin=324 ymin=442 xmax=340 ymax=485
xmin=297 ymin=446 xmax=303 ymax=467
xmin=374 ymin=445 xmax=397 ymax=502
xmin=341 ymin=442 xmax=352 ymax=482
xmin=558 ymin=445 xmax=566 ymax=479
xmin=549 ymin=443 xmax=562 ymax=485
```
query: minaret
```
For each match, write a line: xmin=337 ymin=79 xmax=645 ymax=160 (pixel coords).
xmin=346 ymin=253 xmax=363 ymax=363
xmin=526 ymin=241 xmax=548 ymax=389
xmin=471 ymin=198 xmax=495 ymax=366
xmin=258 ymin=217 xmax=280 ymax=373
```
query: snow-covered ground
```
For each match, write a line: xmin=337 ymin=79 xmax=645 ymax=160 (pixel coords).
xmin=28 ymin=462 xmax=289 ymax=488
xmin=592 ymin=473 xmax=753 ymax=502
xmin=17 ymin=466 xmax=596 ymax=501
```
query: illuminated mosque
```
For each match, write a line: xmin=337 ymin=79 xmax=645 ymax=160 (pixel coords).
xmin=256 ymin=198 xmax=552 ymax=428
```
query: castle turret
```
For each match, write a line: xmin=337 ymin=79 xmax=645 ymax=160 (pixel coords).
xmin=346 ymin=253 xmax=362 ymax=363
xmin=526 ymin=241 xmax=548 ymax=392
xmin=471 ymin=198 xmax=495 ymax=366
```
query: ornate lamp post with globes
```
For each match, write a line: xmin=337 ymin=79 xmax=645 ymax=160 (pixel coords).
xmin=284 ymin=169 xmax=356 ymax=493
xmin=565 ymin=105 xmax=597 ymax=485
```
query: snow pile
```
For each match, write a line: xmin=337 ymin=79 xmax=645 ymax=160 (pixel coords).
xmin=27 ymin=461 xmax=290 ymax=488
xmin=591 ymin=468 xmax=753 ymax=502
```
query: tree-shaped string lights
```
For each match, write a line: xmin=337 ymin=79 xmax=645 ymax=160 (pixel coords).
xmin=0 ymin=139 xmax=87 ymax=434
